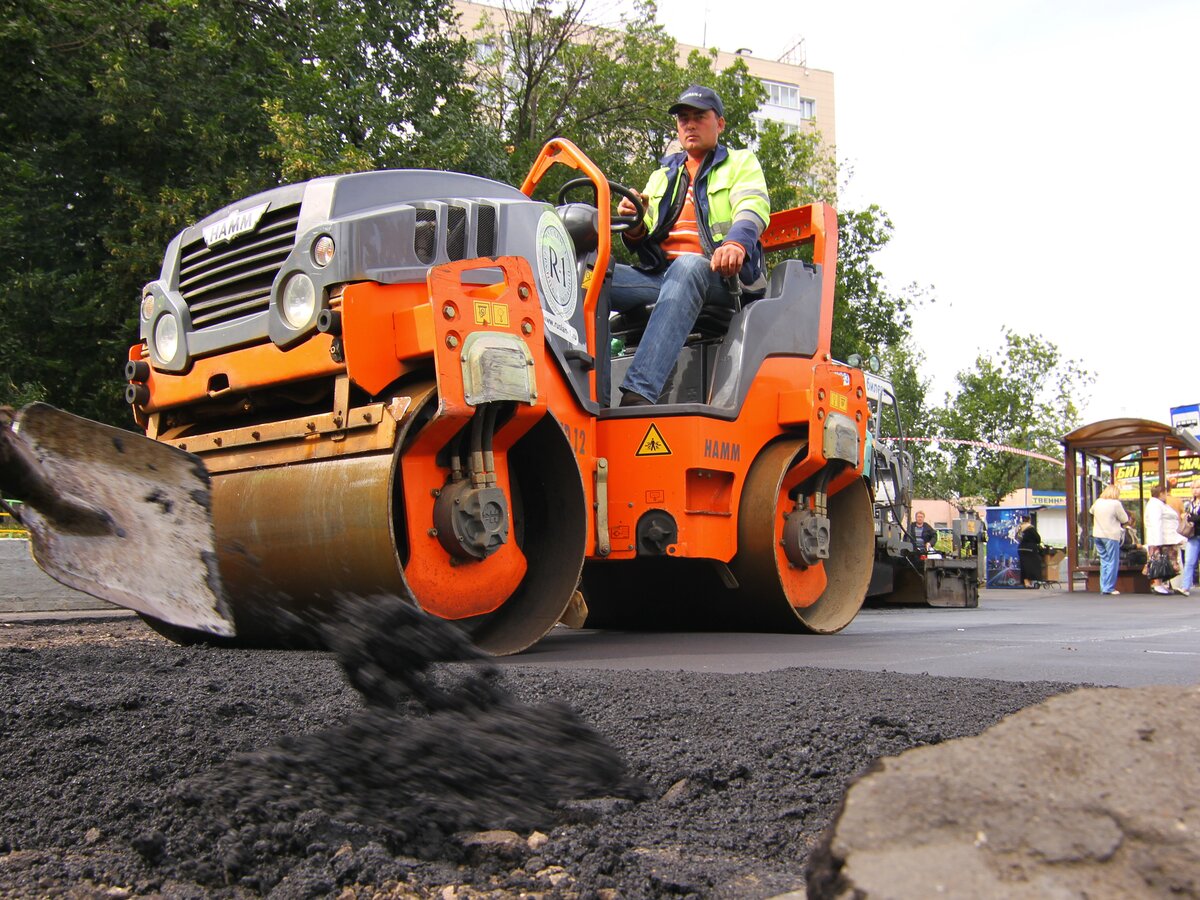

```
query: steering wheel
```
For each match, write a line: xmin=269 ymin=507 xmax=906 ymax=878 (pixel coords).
xmin=556 ymin=177 xmax=646 ymax=234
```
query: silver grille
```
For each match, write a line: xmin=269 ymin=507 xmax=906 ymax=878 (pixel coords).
xmin=178 ymin=203 xmax=301 ymax=330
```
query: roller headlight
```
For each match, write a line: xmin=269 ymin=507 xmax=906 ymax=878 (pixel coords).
xmin=154 ymin=313 xmax=179 ymax=361
xmin=140 ymin=294 xmax=155 ymax=321
xmin=312 ymin=235 xmax=335 ymax=267
xmin=281 ymin=272 xmax=317 ymax=329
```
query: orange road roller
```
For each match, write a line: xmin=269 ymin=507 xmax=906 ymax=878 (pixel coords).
xmin=0 ymin=139 xmax=874 ymax=654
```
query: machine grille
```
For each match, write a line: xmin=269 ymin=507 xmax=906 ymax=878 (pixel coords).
xmin=414 ymin=209 xmax=437 ymax=264
xmin=446 ymin=207 xmax=467 ymax=261
xmin=477 ymin=206 xmax=497 ymax=257
xmin=178 ymin=203 xmax=300 ymax=330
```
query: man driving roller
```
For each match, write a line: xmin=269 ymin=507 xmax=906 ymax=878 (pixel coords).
xmin=611 ymin=85 xmax=770 ymax=406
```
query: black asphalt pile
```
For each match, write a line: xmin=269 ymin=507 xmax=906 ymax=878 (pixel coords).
xmin=0 ymin=614 xmax=1071 ymax=898
xmin=157 ymin=597 xmax=640 ymax=892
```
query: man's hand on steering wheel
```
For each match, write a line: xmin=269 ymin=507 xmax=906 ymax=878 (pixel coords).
xmin=556 ymin=178 xmax=645 ymax=234
xmin=710 ymin=242 xmax=745 ymax=278
xmin=616 ymin=191 xmax=647 ymax=238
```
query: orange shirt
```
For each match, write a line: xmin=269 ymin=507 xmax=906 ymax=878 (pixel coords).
xmin=660 ymin=157 xmax=703 ymax=260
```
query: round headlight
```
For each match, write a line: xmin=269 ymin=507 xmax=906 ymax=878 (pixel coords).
xmin=312 ymin=235 xmax=335 ymax=267
xmin=281 ymin=273 xmax=317 ymax=329
xmin=140 ymin=294 xmax=155 ymax=321
xmin=154 ymin=313 xmax=179 ymax=362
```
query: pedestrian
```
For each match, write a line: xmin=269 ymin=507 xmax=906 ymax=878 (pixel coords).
xmin=1144 ymin=483 xmax=1186 ymax=594
xmin=1181 ymin=483 xmax=1200 ymax=594
xmin=1164 ymin=479 xmax=1189 ymax=593
xmin=611 ymin=85 xmax=770 ymax=406
xmin=1017 ymin=515 xmax=1043 ymax=588
xmin=1089 ymin=484 xmax=1128 ymax=595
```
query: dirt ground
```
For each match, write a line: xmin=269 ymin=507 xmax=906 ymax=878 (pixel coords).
xmin=0 ymin=601 xmax=1071 ymax=899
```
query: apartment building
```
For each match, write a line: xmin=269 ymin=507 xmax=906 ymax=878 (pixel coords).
xmin=677 ymin=44 xmax=835 ymax=148
xmin=453 ymin=1 xmax=835 ymax=149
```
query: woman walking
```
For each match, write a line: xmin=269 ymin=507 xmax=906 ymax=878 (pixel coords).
xmin=1090 ymin=484 xmax=1128 ymax=595
xmin=1181 ymin=484 xmax=1200 ymax=594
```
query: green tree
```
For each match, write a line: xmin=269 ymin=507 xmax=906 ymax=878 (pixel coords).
xmin=0 ymin=0 xmax=483 ymax=425
xmin=830 ymin=206 xmax=924 ymax=363
xmin=927 ymin=330 xmax=1091 ymax=506
xmin=469 ymin=0 xmax=768 ymax=192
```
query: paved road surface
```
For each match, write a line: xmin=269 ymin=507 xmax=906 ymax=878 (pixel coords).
xmin=505 ymin=591 xmax=1199 ymax=688
xmin=3 ymin=537 xmax=1196 ymax=688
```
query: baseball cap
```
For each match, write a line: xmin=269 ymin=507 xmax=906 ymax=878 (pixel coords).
xmin=669 ymin=85 xmax=724 ymax=118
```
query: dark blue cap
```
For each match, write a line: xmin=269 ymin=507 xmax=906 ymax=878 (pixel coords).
xmin=669 ymin=85 xmax=724 ymax=118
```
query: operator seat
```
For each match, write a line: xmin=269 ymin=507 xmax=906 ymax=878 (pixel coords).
xmin=608 ymin=259 xmax=806 ymax=348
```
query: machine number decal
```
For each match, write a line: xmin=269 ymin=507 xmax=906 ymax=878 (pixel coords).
xmin=561 ymin=421 xmax=587 ymax=455
xmin=536 ymin=211 xmax=579 ymax=321
xmin=829 ymin=392 xmax=848 ymax=412
xmin=473 ymin=301 xmax=510 ymax=327
xmin=636 ymin=424 xmax=671 ymax=457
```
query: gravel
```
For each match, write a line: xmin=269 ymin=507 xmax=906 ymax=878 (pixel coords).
xmin=0 ymin=600 xmax=1071 ymax=898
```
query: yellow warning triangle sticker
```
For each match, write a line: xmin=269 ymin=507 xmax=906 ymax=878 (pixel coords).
xmin=636 ymin=423 xmax=672 ymax=456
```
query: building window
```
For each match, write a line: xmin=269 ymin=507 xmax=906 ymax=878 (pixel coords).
xmin=754 ymin=116 xmax=800 ymax=138
xmin=764 ymin=80 xmax=815 ymax=120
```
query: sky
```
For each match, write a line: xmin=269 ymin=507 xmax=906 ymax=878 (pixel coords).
xmin=642 ymin=0 xmax=1199 ymax=426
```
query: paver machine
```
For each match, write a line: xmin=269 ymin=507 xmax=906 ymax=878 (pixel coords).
xmin=0 ymin=139 xmax=874 ymax=653
xmin=861 ymin=372 xmax=981 ymax=607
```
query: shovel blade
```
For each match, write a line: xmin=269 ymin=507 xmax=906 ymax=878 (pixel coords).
xmin=2 ymin=404 xmax=235 ymax=636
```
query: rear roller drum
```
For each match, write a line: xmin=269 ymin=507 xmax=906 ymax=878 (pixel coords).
xmin=732 ymin=439 xmax=874 ymax=634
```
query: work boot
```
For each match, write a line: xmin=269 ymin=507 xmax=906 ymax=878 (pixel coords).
xmin=619 ymin=389 xmax=654 ymax=407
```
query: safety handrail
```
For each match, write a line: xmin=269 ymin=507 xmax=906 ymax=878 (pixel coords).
xmin=520 ymin=139 xmax=612 ymax=389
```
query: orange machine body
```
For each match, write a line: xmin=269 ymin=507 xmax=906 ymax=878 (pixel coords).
xmin=122 ymin=139 xmax=871 ymax=652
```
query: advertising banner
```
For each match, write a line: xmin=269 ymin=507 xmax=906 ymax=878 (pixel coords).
xmin=985 ymin=506 xmax=1038 ymax=588
xmin=1114 ymin=456 xmax=1200 ymax=501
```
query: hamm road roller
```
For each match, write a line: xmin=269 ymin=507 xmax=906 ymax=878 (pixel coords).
xmin=0 ymin=139 xmax=873 ymax=654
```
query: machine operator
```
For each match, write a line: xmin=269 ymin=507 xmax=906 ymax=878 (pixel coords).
xmin=611 ymin=85 xmax=771 ymax=406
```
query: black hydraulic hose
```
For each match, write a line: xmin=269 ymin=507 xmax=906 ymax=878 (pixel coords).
xmin=469 ymin=405 xmax=486 ymax=488
xmin=448 ymin=426 xmax=465 ymax=483
xmin=481 ymin=402 xmax=500 ymax=487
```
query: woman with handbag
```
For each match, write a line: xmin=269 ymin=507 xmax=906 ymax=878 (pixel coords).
xmin=1144 ymin=484 xmax=1185 ymax=594
xmin=1181 ymin=483 xmax=1200 ymax=594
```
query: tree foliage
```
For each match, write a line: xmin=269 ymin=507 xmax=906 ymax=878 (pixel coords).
xmin=926 ymin=331 xmax=1093 ymax=506
xmin=0 ymin=0 xmax=484 ymax=424
xmin=2 ymin=0 xmax=921 ymax=431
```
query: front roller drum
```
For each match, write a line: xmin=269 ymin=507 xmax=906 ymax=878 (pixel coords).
xmin=206 ymin=402 xmax=587 ymax=656
xmin=437 ymin=414 xmax=589 ymax=655
xmin=732 ymin=439 xmax=874 ymax=634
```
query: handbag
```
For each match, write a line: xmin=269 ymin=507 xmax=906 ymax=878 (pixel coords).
xmin=1146 ymin=551 xmax=1179 ymax=582
xmin=1181 ymin=517 xmax=1196 ymax=539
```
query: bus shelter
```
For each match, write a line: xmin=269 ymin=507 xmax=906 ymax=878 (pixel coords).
xmin=1063 ymin=418 xmax=1200 ymax=592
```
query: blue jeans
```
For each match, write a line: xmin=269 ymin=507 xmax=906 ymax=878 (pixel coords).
xmin=1094 ymin=536 xmax=1120 ymax=593
xmin=610 ymin=256 xmax=735 ymax=401
xmin=1182 ymin=536 xmax=1200 ymax=591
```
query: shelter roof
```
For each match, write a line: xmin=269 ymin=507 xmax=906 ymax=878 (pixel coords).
xmin=1062 ymin=418 xmax=1200 ymax=461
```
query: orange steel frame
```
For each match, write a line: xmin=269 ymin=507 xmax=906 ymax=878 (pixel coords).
xmin=128 ymin=140 xmax=864 ymax=617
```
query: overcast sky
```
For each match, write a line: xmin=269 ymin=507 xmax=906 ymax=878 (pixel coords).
xmin=641 ymin=0 xmax=1198 ymax=427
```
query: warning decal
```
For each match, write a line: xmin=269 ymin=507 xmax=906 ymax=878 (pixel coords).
xmin=635 ymin=424 xmax=671 ymax=457
xmin=473 ymin=301 xmax=510 ymax=327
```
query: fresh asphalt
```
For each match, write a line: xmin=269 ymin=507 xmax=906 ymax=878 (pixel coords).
xmin=511 ymin=589 xmax=1200 ymax=688
xmin=3 ymin=538 xmax=1196 ymax=688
